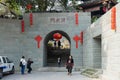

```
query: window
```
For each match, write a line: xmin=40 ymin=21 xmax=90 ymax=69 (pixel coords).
xmin=2 ymin=57 xmax=6 ymax=63
xmin=6 ymin=57 xmax=10 ymax=63
xmin=0 ymin=58 xmax=1 ymax=64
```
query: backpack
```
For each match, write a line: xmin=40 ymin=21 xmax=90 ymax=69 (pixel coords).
xmin=19 ymin=62 xmax=23 ymax=67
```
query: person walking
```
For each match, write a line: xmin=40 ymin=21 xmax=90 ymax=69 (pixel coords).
xmin=58 ymin=40 xmax=61 ymax=48
xmin=54 ymin=40 xmax=57 ymax=47
xmin=20 ymin=56 xmax=26 ymax=75
xmin=66 ymin=55 xmax=74 ymax=76
xmin=57 ymin=57 xmax=61 ymax=67
xmin=27 ymin=58 xmax=33 ymax=73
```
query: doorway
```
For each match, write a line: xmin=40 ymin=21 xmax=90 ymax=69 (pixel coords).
xmin=93 ymin=35 xmax=102 ymax=68
xmin=43 ymin=30 xmax=71 ymax=67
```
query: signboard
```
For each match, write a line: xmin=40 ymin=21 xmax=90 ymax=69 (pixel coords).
xmin=49 ymin=17 xmax=67 ymax=24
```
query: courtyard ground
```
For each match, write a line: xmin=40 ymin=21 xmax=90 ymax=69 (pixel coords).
xmin=1 ymin=72 xmax=100 ymax=80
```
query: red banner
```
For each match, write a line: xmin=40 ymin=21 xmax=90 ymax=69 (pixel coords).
xmin=21 ymin=20 xmax=24 ymax=32
xmin=111 ymin=7 xmax=116 ymax=30
xmin=30 ymin=13 xmax=33 ymax=26
xmin=75 ymin=12 xmax=79 ymax=25
xmin=80 ymin=32 xmax=83 ymax=44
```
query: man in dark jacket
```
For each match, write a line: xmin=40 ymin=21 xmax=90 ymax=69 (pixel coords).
xmin=27 ymin=58 xmax=33 ymax=73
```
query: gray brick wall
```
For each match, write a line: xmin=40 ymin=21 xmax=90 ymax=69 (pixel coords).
xmin=101 ymin=3 xmax=120 ymax=80
xmin=83 ymin=3 xmax=120 ymax=80
xmin=0 ymin=12 xmax=91 ymax=71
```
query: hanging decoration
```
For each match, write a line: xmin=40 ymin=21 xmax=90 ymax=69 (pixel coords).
xmin=34 ymin=35 xmax=42 ymax=48
xmin=53 ymin=33 xmax=62 ymax=40
xmin=111 ymin=7 xmax=116 ymax=30
xmin=29 ymin=13 xmax=33 ymax=26
xmin=80 ymin=32 xmax=83 ymax=44
xmin=73 ymin=31 xmax=83 ymax=48
xmin=21 ymin=19 xmax=25 ymax=33
xmin=73 ymin=35 xmax=80 ymax=48
xmin=26 ymin=4 xmax=32 ymax=11
xmin=26 ymin=4 xmax=33 ymax=26
xmin=75 ymin=12 xmax=79 ymax=25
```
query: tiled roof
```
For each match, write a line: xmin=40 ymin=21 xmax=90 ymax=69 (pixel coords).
xmin=79 ymin=0 xmax=102 ymax=8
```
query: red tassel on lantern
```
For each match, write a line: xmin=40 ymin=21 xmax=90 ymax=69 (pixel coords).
xmin=111 ymin=7 xmax=116 ymax=30
xmin=75 ymin=12 xmax=79 ymax=25
xmin=80 ymin=32 xmax=83 ymax=44
xmin=21 ymin=20 xmax=24 ymax=32
xmin=30 ymin=13 xmax=33 ymax=26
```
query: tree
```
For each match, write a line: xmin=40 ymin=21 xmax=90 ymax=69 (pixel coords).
xmin=0 ymin=0 xmax=22 ymax=17
xmin=58 ymin=0 xmax=68 ymax=9
xmin=0 ymin=0 xmax=83 ymax=16
xmin=6 ymin=0 xmax=24 ymax=18
xmin=21 ymin=0 xmax=68 ymax=12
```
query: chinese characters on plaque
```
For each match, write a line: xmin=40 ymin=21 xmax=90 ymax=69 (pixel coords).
xmin=49 ymin=17 xmax=66 ymax=24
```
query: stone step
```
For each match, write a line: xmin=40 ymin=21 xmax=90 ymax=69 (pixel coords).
xmin=38 ymin=67 xmax=67 ymax=72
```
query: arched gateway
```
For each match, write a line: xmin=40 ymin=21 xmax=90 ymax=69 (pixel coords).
xmin=44 ymin=30 xmax=71 ymax=67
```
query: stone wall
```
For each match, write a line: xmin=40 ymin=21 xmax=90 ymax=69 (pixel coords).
xmin=101 ymin=3 xmax=120 ymax=80
xmin=0 ymin=19 xmax=23 ymax=71
xmin=83 ymin=27 xmax=101 ymax=69
xmin=0 ymin=12 xmax=91 ymax=71
xmin=83 ymin=15 xmax=102 ymax=68
xmin=84 ymin=3 xmax=120 ymax=80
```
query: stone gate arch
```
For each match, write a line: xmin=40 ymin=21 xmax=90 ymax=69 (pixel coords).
xmin=43 ymin=30 xmax=71 ymax=67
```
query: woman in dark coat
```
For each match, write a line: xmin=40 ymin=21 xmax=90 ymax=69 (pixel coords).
xmin=66 ymin=55 xmax=74 ymax=76
xmin=27 ymin=58 xmax=33 ymax=73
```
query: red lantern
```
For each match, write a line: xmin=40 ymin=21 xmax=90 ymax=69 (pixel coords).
xmin=111 ymin=7 xmax=116 ymax=30
xmin=75 ymin=12 xmax=79 ymax=25
xmin=30 ymin=13 xmax=33 ymax=26
xmin=26 ymin=4 xmax=32 ymax=10
xmin=53 ymin=33 xmax=62 ymax=40
xmin=21 ymin=20 xmax=24 ymax=32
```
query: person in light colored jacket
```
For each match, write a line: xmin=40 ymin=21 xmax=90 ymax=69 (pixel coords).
xmin=20 ymin=56 xmax=26 ymax=74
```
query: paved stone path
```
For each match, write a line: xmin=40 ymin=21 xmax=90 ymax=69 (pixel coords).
xmin=1 ymin=72 xmax=99 ymax=80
